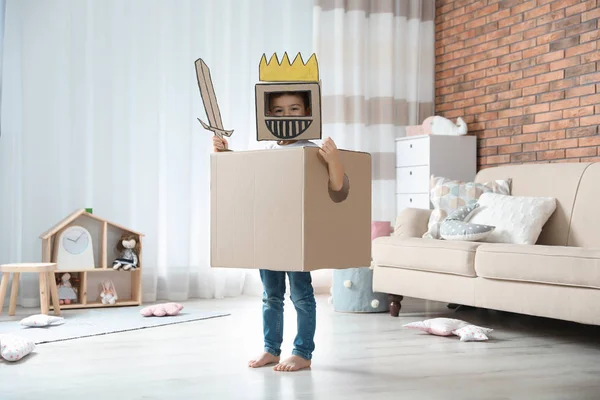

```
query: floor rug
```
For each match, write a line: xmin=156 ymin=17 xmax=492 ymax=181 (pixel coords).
xmin=0 ymin=305 xmax=230 ymax=344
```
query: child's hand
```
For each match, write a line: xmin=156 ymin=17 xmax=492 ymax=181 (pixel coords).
xmin=213 ymin=135 xmax=228 ymax=152
xmin=319 ymin=137 xmax=340 ymax=166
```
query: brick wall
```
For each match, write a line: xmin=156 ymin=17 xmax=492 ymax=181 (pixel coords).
xmin=435 ymin=0 xmax=600 ymax=170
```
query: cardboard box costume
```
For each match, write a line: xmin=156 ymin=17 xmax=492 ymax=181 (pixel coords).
xmin=196 ymin=53 xmax=372 ymax=271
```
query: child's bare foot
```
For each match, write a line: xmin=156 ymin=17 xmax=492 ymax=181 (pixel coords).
xmin=273 ymin=355 xmax=311 ymax=372
xmin=248 ymin=352 xmax=280 ymax=368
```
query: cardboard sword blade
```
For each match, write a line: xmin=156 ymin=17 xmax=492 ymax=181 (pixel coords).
xmin=195 ymin=58 xmax=234 ymax=139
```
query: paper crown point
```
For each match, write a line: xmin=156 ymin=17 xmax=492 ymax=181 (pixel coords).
xmin=259 ymin=52 xmax=319 ymax=82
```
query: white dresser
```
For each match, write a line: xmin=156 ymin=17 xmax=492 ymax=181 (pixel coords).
xmin=396 ymin=135 xmax=477 ymax=215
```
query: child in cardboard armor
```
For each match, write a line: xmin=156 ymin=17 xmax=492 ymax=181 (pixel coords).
xmin=213 ymin=92 xmax=345 ymax=372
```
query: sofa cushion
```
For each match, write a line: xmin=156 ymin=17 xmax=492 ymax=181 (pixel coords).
xmin=475 ymin=244 xmax=600 ymax=290
xmin=372 ymin=237 xmax=482 ymax=277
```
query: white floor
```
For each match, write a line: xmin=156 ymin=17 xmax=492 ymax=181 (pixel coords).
xmin=2 ymin=295 xmax=600 ymax=400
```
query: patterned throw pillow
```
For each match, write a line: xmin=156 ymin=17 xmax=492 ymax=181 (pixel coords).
xmin=440 ymin=203 xmax=495 ymax=241
xmin=423 ymin=176 xmax=511 ymax=239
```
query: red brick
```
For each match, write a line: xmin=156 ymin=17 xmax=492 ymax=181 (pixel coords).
xmin=539 ymin=130 xmax=566 ymax=141
xmin=469 ymin=122 xmax=486 ymax=131
xmin=566 ymin=147 xmax=597 ymax=158
xmin=566 ymin=19 xmax=597 ymax=37
xmin=466 ymin=70 xmax=487 ymax=81
xmin=537 ymin=90 xmax=566 ymax=103
xmin=550 ymin=98 xmax=580 ymax=111
xmin=510 ymin=38 xmax=537 ymax=53
xmin=538 ymin=9 xmax=566 ymax=26
xmin=486 ymin=82 xmax=511 ymax=94
xmin=566 ymin=84 xmax=596 ymax=98
xmin=475 ymin=59 xmax=499 ymax=71
xmin=511 ymin=132 xmax=538 ymax=143
xmin=499 ymin=107 xmax=523 ymax=118
xmin=486 ymin=100 xmax=511 ymax=111
xmin=550 ymin=77 xmax=578 ymax=91
xmin=479 ymin=129 xmax=500 ymax=139
xmin=475 ymin=95 xmax=498 ymax=105
xmin=536 ymin=50 xmax=565 ymax=64
xmin=524 ymin=44 xmax=551 ymax=59
xmin=487 ymin=137 xmax=512 ymax=146
xmin=563 ymin=106 xmax=595 ymax=119
xmin=581 ymin=156 xmax=600 ymax=162
xmin=581 ymin=115 xmax=600 ymax=126
xmin=524 ymin=103 xmax=550 ymax=114
xmin=480 ymin=147 xmax=499 ymax=156
xmin=523 ymin=83 xmax=550 ymax=95
xmin=437 ymin=69 xmax=455 ymax=80
xmin=581 ymin=72 xmax=600 ymax=85
xmin=550 ymin=119 xmax=579 ymax=130
xmin=535 ymin=111 xmax=563 ymax=122
xmin=567 ymin=126 xmax=598 ymax=137
xmin=581 ymin=94 xmax=600 ymax=106
xmin=510 ymin=19 xmax=536 ymax=35
xmin=499 ymin=0 xmax=522 ymax=9
xmin=550 ymin=56 xmax=581 ymax=71
xmin=499 ymin=52 xmax=523 ymax=64
xmin=579 ymin=137 xmax=600 ymax=147
xmin=511 ymin=76 xmax=536 ymax=89
xmin=465 ymin=35 xmax=487 ymax=48
xmin=500 ymin=32 xmax=524 ymax=47
xmin=466 ymin=16 xmax=487 ymax=30
xmin=489 ymin=118 xmax=510 ymax=128
xmin=551 ymin=0 xmax=582 ymax=11
xmin=465 ymin=105 xmax=487 ymax=115
xmin=535 ymin=70 xmax=565 ymax=84
xmin=486 ymin=64 xmax=511 ymax=76
xmin=445 ymin=109 xmax=467 ymax=118
xmin=485 ymin=155 xmax=511 ymax=164
xmin=524 ymin=142 xmax=550 ymax=152
xmin=549 ymin=138 xmax=578 ymax=149
xmin=549 ymin=36 xmax=579 ymax=52
xmin=475 ymin=111 xmax=499 ymax=122
xmin=499 ymin=126 xmax=522 ymax=136
xmin=510 ymin=96 xmax=537 ymax=107
xmin=499 ymin=144 xmax=522 ymax=154
xmin=581 ymin=29 xmax=600 ymax=44
xmin=490 ymin=9 xmax=513 ymax=24
xmin=582 ymin=7 xmax=600 ymax=21
xmin=537 ymin=150 xmax=566 ymax=160
xmin=511 ymin=0 xmax=536 ymax=14
xmin=524 ymin=24 xmax=553 ymax=40
xmin=497 ymin=89 xmax=523 ymax=100
xmin=523 ymin=64 xmax=550 ymax=78
xmin=498 ymin=14 xmax=523 ymax=28
xmin=565 ymin=0 xmax=596 ymax=16
xmin=524 ymin=4 xmax=551 ymax=20
xmin=464 ymin=88 xmax=487 ymax=98
xmin=497 ymin=71 xmax=523 ymax=83
xmin=511 ymin=153 xmax=537 ymax=162
xmin=446 ymin=41 xmax=466 ymax=53
xmin=566 ymin=41 xmax=598 ymax=58
xmin=476 ymin=3 xmax=501 ymax=18
xmin=524 ymin=123 xmax=550 ymax=133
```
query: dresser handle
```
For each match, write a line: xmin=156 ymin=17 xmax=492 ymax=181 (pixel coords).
xmin=409 ymin=198 xmax=413 ymax=203
xmin=410 ymin=144 xmax=413 ymax=148
xmin=409 ymin=171 xmax=412 ymax=176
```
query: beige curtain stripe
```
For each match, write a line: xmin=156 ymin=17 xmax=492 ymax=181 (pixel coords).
xmin=371 ymin=152 xmax=397 ymax=180
xmin=322 ymin=95 xmax=434 ymax=125
xmin=315 ymin=0 xmax=435 ymax=21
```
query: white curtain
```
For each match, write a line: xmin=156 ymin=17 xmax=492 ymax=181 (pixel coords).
xmin=313 ymin=0 xmax=435 ymax=224
xmin=0 ymin=0 xmax=316 ymax=307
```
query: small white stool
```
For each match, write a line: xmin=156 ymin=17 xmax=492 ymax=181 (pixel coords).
xmin=0 ymin=263 xmax=62 ymax=316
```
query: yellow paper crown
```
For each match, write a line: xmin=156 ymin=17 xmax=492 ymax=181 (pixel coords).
xmin=259 ymin=52 xmax=319 ymax=82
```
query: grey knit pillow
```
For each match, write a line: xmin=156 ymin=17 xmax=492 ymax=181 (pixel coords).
xmin=440 ymin=203 xmax=495 ymax=241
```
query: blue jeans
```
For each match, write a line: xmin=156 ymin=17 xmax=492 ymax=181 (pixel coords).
xmin=260 ymin=269 xmax=316 ymax=360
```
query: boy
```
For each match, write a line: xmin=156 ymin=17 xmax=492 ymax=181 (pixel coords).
xmin=213 ymin=91 xmax=346 ymax=372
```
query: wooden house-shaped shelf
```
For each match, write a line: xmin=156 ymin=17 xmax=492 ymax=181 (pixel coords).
xmin=40 ymin=209 xmax=144 ymax=310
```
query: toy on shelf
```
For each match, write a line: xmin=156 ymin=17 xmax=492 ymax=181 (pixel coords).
xmin=100 ymin=279 xmax=118 ymax=305
xmin=57 ymin=273 xmax=78 ymax=305
xmin=112 ymin=233 xmax=140 ymax=271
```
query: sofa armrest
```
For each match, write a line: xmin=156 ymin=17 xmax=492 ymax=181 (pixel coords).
xmin=393 ymin=208 xmax=432 ymax=238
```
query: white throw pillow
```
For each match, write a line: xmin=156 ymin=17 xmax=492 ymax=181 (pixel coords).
xmin=404 ymin=318 xmax=493 ymax=341
xmin=20 ymin=314 xmax=65 ymax=327
xmin=468 ymin=193 xmax=556 ymax=245
xmin=452 ymin=325 xmax=493 ymax=342
xmin=0 ymin=334 xmax=36 ymax=362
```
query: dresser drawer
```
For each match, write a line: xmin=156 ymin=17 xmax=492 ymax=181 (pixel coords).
xmin=396 ymin=166 xmax=430 ymax=194
xmin=396 ymin=193 xmax=430 ymax=211
xmin=396 ymin=137 xmax=429 ymax=167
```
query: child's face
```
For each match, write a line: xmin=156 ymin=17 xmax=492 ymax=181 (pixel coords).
xmin=269 ymin=93 xmax=309 ymax=117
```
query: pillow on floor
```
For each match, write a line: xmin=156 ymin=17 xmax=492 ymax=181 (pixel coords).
xmin=468 ymin=193 xmax=556 ymax=245
xmin=20 ymin=314 xmax=65 ymax=327
xmin=0 ymin=335 xmax=35 ymax=362
xmin=424 ymin=176 xmax=511 ymax=239
xmin=440 ymin=203 xmax=495 ymax=241
xmin=404 ymin=318 xmax=493 ymax=341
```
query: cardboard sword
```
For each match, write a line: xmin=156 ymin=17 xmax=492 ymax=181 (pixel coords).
xmin=194 ymin=58 xmax=234 ymax=139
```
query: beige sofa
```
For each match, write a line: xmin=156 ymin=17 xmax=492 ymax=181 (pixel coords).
xmin=372 ymin=162 xmax=600 ymax=326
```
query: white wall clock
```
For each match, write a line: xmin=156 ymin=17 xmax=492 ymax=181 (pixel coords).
xmin=54 ymin=225 xmax=95 ymax=270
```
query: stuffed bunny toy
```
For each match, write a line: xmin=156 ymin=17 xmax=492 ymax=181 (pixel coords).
xmin=100 ymin=279 xmax=118 ymax=305
xmin=112 ymin=233 xmax=140 ymax=271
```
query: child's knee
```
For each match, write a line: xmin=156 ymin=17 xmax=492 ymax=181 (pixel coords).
xmin=291 ymin=294 xmax=316 ymax=310
xmin=263 ymin=294 xmax=284 ymax=309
